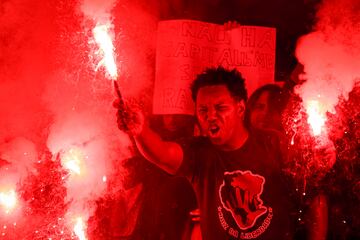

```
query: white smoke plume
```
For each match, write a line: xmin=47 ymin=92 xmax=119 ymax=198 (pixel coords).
xmin=295 ymin=0 xmax=360 ymax=113
xmin=81 ymin=0 xmax=117 ymax=23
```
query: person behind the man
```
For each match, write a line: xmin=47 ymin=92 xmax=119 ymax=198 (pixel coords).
xmin=115 ymin=66 xmax=292 ymax=239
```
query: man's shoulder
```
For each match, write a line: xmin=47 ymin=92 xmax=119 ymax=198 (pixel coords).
xmin=249 ymin=129 xmax=289 ymax=170
xmin=248 ymin=129 xmax=287 ymax=156
xmin=250 ymin=129 xmax=285 ymax=146
xmin=179 ymin=136 xmax=210 ymax=147
xmin=250 ymin=128 xmax=282 ymax=139
xmin=178 ymin=136 xmax=215 ymax=157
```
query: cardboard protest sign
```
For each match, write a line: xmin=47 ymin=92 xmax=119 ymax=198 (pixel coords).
xmin=153 ymin=20 xmax=276 ymax=115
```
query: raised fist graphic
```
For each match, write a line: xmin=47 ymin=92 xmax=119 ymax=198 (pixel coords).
xmin=220 ymin=171 xmax=267 ymax=230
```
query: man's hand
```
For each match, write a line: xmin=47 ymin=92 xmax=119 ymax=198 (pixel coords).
xmin=113 ymin=99 xmax=184 ymax=175
xmin=113 ymin=99 xmax=144 ymax=136
xmin=224 ymin=20 xmax=241 ymax=31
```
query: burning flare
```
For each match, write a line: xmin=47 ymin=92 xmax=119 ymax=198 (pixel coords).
xmin=0 ymin=189 xmax=17 ymax=213
xmin=61 ymin=148 xmax=86 ymax=175
xmin=73 ymin=217 xmax=87 ymax=240
xmin=305 ymin=100 xmax=326 ymax=136
xmin=93 ymin=24 xmax=118 ymax=79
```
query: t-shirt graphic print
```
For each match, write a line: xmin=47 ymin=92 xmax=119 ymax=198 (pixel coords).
xmin=218 ymin=170 xmax=273 ymax=239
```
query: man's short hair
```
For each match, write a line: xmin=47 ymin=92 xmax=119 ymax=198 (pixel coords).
xmin=190 ymin=66 xmax=248 ymax=102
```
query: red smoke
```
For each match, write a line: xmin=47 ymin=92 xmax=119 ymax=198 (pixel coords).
xmin=0 ymin=0 xmax=158 ymax=238
xmin=284 ymin=0 xmax=360 ymax=191
xmin=295 ymin=0 xmax=360 ymax=115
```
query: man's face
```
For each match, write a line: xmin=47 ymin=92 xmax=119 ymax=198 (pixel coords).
xmin=196 ymin=85 xmax=244 ymax=146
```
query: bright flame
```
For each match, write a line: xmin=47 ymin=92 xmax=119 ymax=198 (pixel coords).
xmin=0 ymin=189 xmax=17 ymax=213
xmin=93 ymin=24 xmax=118 ymax=79
xmin=73 ymin=217 xmax=87 ymax=240
xmin=61 ymin=148 xmax=85 ymax=175
xmin=306 ymin=100 xmax=326 ymax=136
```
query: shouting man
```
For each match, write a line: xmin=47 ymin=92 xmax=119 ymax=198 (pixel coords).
xmin=115 ymin=66 xmax=292 ymax=239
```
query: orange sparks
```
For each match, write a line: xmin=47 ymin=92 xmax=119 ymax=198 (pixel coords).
xmin=93 ymin=24 xmax=118 ymax=79
xmin=0 ymin=189 xmax=17 ymax=213
xmin=73 ymin=217 xmax=87 ymax=240
xmin=306 ymin=100 xmax=326 ymax=136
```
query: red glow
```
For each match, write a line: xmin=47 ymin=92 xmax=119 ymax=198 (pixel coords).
xmin=1 ymin=0 xmax=358 ymax=238
xmin=0 ymin=0 xmax=137 ymax=238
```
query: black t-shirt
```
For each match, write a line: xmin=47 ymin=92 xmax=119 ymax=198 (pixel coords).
xmin=177 ymin=131 xmax=292 ymax=240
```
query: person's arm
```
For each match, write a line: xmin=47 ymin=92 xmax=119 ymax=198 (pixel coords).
xmin=307 ymin=193 xmax=328 ymax=240
xmin=133 ymin=123 xmax=184 ymax=175
xmin=306 ymin=142 xmax=335 ymax=240
xmin=114 ymin=99 xmax=184 ymax=174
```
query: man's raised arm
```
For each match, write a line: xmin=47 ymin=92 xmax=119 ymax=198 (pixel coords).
xmin=114 ymin=100 xmax=184 ymax=175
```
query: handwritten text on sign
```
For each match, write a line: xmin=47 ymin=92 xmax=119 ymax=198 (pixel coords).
xmin=153 ymin=20 xmax=276 ymax=115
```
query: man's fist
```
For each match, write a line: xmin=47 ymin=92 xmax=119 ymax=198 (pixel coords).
xmin=224 ymin=20 xmax=241 ymax=31
xmin=113 ymin=99 xmax=144 ymax=136
xmin=220 ymin=171 xmax=267 ymax=230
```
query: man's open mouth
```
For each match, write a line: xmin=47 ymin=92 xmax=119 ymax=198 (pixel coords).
xmin=209 ymin=125 xmax=220 ymax=135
